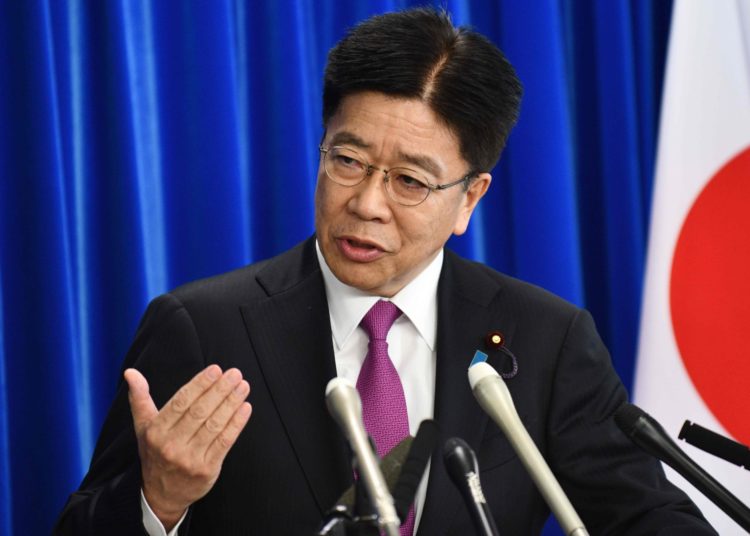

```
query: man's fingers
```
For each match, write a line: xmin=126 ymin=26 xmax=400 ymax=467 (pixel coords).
xmin=124 ymin=368 xmax=158 ymax=433
xmin=189 ymin=379 xmax=250 ymax=449
xmin=159 ymin=364 xmax=224 ymax=428
xmin=205 ymin=402 xmax=252 ymax=466
xmin=169 ymin=368 xmax=243 ymax=440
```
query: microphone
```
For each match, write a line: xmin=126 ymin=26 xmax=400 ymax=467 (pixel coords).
xmin=331 ymin=435 xmax=413 ymax=513
xmin=319 ymin=435 xmax=413 ymax=536
xmin=679 ymin=420 xmax=750 ymax=470
xmin=325 ymin=377 xmax=400 ymax=536
xmin=392 ymin=419 xmax=439 ymax=520
xmin=468 ymin=362 xmax=589 ymax=536
xmin=331 ymin=420 xmax=440 ymax=520
xmin=615 ymin=404 xmax=750 ymax=532
xmin=443 ymin=437 xmax=499 ymax=536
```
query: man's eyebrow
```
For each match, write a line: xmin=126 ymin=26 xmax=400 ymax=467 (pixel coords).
xmin=328 ymin=131 xmax=370 ymax=149
xmin=396 ymin=151 xmax=443 ymax=179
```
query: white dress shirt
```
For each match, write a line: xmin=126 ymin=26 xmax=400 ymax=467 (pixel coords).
xmin=142 ymin=242 xmax=442 ymax=535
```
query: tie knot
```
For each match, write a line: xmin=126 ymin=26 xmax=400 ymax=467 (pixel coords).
xmin=361 ymin=300 xmax=401 ymax=341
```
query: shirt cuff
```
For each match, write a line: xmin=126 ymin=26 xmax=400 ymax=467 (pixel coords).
xmin=140 ymin=489 xmax=188 ymax=536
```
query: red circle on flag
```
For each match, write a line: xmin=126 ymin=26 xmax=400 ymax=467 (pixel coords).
xmin=670 ymin=146 xmax=750 ymax=444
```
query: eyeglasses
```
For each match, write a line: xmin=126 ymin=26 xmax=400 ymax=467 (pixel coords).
xmin=319 ymin=145 xmax=474 ymax=207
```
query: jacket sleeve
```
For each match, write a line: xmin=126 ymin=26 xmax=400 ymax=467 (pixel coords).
xmin=546 ymin=309 xmax=717 ymax=535
xmin=53 ymin=294 xmax=206 ymax=536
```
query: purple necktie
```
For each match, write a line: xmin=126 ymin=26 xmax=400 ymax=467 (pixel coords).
xmin=356 ymin=300 xmax=415 ymax=536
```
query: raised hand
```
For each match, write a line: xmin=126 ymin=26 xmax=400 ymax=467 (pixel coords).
xmin=124 ymin=365 xmax=252 ymax=530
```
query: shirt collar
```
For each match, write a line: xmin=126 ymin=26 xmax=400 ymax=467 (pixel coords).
xmin=316 ymin=241 xmax=442 ymax=352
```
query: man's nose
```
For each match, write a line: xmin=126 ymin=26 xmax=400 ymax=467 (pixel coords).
xmin=347 ymin=170 xmax=392 ymax=221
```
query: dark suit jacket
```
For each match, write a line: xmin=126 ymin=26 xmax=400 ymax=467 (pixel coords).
xmin=55 ymin=238 xmax=715 ymax=535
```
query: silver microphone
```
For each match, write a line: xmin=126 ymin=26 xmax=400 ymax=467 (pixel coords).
xmin=468 ymin=362 xmax=588 ymax=536
xmin=325 ymin=377 xmax=400 ymax=536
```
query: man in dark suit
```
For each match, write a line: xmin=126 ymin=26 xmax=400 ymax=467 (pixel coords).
xmin=56 ymin=8 xmax=716 ymax=535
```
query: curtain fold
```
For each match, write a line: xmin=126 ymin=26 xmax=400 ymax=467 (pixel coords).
xmin=0 ymin=1 xmax=672 ymax=534
xmin=0 ymin=275 xmax=10 ymax=536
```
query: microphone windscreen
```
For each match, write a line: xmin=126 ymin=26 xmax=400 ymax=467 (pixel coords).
xmin=614 ymin=403 xmax=644 ymax=436
xmin=382 ymin=436 xmax=415 ymax=491
xmin=393 ymin=420 xmax=440 ymax=519
xmin=443 ymin=436 xmax=477 ymax=478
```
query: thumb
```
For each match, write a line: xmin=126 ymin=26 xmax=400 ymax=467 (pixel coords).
xmin=124 ymin=368 xmax=158 ymax=433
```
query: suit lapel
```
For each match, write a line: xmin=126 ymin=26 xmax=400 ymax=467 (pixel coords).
xmin=417 ymin=250 xmax=519 ymax=535
xmin=240 ymin=239 xmax=351 ymax=515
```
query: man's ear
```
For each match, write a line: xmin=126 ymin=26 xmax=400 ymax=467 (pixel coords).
xmin=453 ymin=173 xmax=491 ymax=236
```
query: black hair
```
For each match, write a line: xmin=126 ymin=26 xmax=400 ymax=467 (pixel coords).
xmin=323 ymin=7 xmax=523 ymax=173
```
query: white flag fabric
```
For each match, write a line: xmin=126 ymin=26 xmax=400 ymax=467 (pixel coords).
xmin=634 ymin=0 xmax=750 ymax=533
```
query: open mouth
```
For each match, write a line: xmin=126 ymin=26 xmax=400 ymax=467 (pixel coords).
xmin=346 ymin=238 xmax=378 ymax=250
xmin=336 ymin=236 xmax=387 ymax=262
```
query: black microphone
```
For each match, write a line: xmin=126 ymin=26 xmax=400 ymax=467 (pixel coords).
xmin=392 ymin=419 xmax=439 ymax=520
xmin=443 ymin=437 xmax=499 ymax=536
xmin=615 ymin=403 xmax=750 ymax=532
xmin=679 ymin=420 xmax=750 ymax=470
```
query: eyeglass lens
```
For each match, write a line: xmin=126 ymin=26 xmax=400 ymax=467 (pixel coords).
xmin=324 ymin=146 xmax=432 ymax=206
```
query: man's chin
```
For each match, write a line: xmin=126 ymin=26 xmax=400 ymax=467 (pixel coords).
xmin=329 ymin=264 xmax=397 ymax=296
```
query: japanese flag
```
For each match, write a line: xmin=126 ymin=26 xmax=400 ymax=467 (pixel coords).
xmin=634 ymin=0 xmax=750 ymax=533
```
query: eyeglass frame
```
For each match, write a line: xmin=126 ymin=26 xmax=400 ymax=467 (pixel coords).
xmin=318 ymin=145 xmax=476 ymax=207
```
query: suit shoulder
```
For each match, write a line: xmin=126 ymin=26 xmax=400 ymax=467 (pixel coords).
xmin=169 ymin=258 xmax=269 ymax=305
xmin=447 ymin=250 xmax=579 ymax=309
xmin=167 ymin=239 xmax=315 ymax=308
xmin=445 ymin=249 xmax=582 ymax=323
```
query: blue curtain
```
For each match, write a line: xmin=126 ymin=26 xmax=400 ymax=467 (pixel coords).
xmin=0 ymin=1 xmax=672 ymax=534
